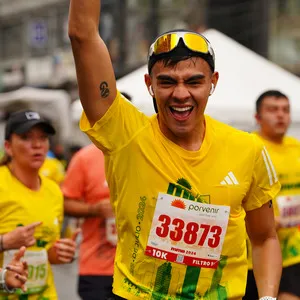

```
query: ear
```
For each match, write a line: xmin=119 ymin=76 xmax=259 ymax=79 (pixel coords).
xmin=255 ymin=113 xmax=261 ymax=123
xmin=4 ymin=140 xmax=12 ymax=157
xmin=210 ymin=71 xmax=219 ymax=96
xmin=144 ymin=74 xmax=154 ymax=97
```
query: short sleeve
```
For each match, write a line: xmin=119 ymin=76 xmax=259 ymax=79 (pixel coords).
xmin=80 ymin=91 xmax=150 ymax=154
xmin=61 ymin=151 xmax=85 ymax=200
xmin=243 ymin=138 xmax=281 ymax=211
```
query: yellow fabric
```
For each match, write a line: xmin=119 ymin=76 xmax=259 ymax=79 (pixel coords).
xmin=80 ymin=92 xmax=280 ymax=300
xmin=247 ymin=134 xmax=300 ymax=269
xmin=0 ymin=166 xmax=63 ymax=300
xmin=40 ymin=157 xmax=65 ymax=185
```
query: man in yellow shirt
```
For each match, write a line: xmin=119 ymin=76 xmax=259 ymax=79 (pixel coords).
xmin=244 ymin=90 xmax=300 ymax=300
xmin=68 ymin=1 xmax=282 ymax=299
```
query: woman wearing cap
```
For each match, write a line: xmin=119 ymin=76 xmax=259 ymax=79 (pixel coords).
xmin=0 ymin=110 xmax=79 ymax=300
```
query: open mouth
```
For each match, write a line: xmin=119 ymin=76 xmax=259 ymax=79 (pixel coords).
xmin=33 ymin=154 xmax=44 ymax=160
xmin=169 ymin=106 xmax=194 ymax=121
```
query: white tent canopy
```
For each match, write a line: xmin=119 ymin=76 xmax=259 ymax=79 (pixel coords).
xmin=116 ymin=29 xmax=300 ymax=137
xmin=0 ymin=87 xmax=71 ymax=144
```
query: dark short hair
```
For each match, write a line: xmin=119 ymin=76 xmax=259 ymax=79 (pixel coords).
xmin=256 ymin=90 xmax=289 ymax=113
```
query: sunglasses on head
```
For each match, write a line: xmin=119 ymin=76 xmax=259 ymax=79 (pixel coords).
xmin=148 ymin=31 xmax=215 ymax=60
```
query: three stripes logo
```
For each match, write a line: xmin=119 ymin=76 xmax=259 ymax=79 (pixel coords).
xmin=261 ymin=146 xmax=278 ymax=185
xmin=220 ymin=171 xmax=239 ymax=185
xmin=220 ymin=147 xmax=278 ymax=187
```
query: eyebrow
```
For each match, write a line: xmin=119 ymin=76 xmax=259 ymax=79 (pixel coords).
xmin=156 ymin=74 xmax=205 ymax=82
xmin=185 ymin=74 xmax=205 ymax=81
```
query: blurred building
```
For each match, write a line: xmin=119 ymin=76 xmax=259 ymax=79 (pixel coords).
xmin=0 ymin=0 xmax=299 ymax=94
xmin=207 ymin=0 xmax=300 ymax=75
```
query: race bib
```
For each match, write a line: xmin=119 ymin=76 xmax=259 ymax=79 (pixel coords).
xmin=145 ymin=193 xmax=230 ymax=269
xmin=277 ymin=195 xmax=300 ymax=227
xmin=3 ymin=249 xmax=48 ymax=294
xmin=106 ymin=217 xmax=117 ymax=245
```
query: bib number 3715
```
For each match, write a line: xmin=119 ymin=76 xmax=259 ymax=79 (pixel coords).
xmin=145 ymin=193 xmax=230 ymax=269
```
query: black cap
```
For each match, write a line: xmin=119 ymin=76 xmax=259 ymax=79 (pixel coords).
xmin=5 ymin=110 xmax=56 ymax=140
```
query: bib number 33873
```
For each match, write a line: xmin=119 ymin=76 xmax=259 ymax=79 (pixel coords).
xmin=145 ymin=193 xmax=230 ymax=269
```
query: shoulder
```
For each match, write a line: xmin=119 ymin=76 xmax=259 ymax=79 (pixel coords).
xmin=284 ymin=136 xmax=300 ymax=147
xmin=0 ymin=166 xmax=9 ymax=177
xmin=82 ymin=143 xmax=103 ymax=156
xmin=207 ymin=116 xmax=259 ymax=148
xmin=73 ymin=143 xmax=104 ymax=163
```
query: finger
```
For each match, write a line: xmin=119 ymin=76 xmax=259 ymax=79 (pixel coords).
xmin=6 ymin=265 xmax=26 ymax=275
xmin=56 ymin=239 xmax=76 ymax=247
xmin=57 ymin=255 xmax=74 ymax=263
xmin=25 ymin=221 xmax=43 ymax=230
xmin=26 ymin=238 xmax=36 ymax=247
xmin=55 ymin=244 xmax=76 ymax=257
xmin=21 ymin=284 xmax=27 ymax=293
xmin=56 ymin=250 xmax=75 ymax=260
xmin=12 ymin=246 xmax=26 ymax=262
xmin=22 ymin=261 xmax=28 ymax=271
xmin=15 ymin=274 xmax=27 ymax=283
xmin=71 ymin=228 xmax=81 ymax=241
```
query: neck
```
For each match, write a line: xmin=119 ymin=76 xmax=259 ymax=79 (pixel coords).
xmin=258 ymin=130 xmax=284 ymax=145
xmin=8 ymin=162 xmax=41 ymax=190
xmin=160 ymin=117 xmax=206 ymax=151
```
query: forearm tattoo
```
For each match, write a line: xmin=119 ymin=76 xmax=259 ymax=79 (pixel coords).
xmin=99 ymin=81 xmax=110 ymax=98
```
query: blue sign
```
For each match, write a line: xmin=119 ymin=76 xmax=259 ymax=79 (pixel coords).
xmin=29 ymin=20 xmax=48 ymax=48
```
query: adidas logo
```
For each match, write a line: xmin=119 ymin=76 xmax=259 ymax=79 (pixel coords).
xmin=220 ymin=172 xmax=239 ymax=185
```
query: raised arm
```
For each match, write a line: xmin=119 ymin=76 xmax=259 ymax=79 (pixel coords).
xmin=68 ymin=0 xmax=117 ymax=126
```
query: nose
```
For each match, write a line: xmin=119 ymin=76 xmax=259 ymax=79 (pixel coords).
xmin=172 ymin=84 xmax=190 ymax=101
xmin=277 ymin=109 xmax=286 ymax=119
xmin=32 ymin=138 xmax=42 ymax=148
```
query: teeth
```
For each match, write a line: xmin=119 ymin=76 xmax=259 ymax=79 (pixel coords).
xmin=171 ymin=106 xmax=192 ymax=112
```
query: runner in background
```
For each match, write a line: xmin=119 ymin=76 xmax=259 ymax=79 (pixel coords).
xmin=68 ymin=1 xmax=282 ymax=299
xmin=0 ymin=110 xmax=79 ymax=300
xmin=244 ymin=90 xmax=300 ymax=300
xmin=40 ymin=155 xmax=65 ymax=185
xmin=61 ymin=144 xmax=115 ymax=300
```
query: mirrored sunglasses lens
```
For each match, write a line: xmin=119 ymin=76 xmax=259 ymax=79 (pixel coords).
xmin=153 ymin=33 xmax=179 ymax=55
xmin=183 ymin=33 xmax=209 ymax=53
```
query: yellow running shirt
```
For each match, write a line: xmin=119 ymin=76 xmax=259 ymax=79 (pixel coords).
xmin=247 ymin=134 xmax=300 ymax=269
xmin=80 ymin=92 xmax=280 ymax=300
xmin=0 ymin=166 xmax=63 ymax=300
xmin=40 ymin=157 xmax=65 ymax=185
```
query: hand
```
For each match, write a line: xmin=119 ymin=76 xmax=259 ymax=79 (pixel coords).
xmin=3 ymin=222 xmax=42 ymax=250
xmin=5 ymin=246 xmax=28 ymax=292
xmin=52 ymin=229 xmax=81 ymax=264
